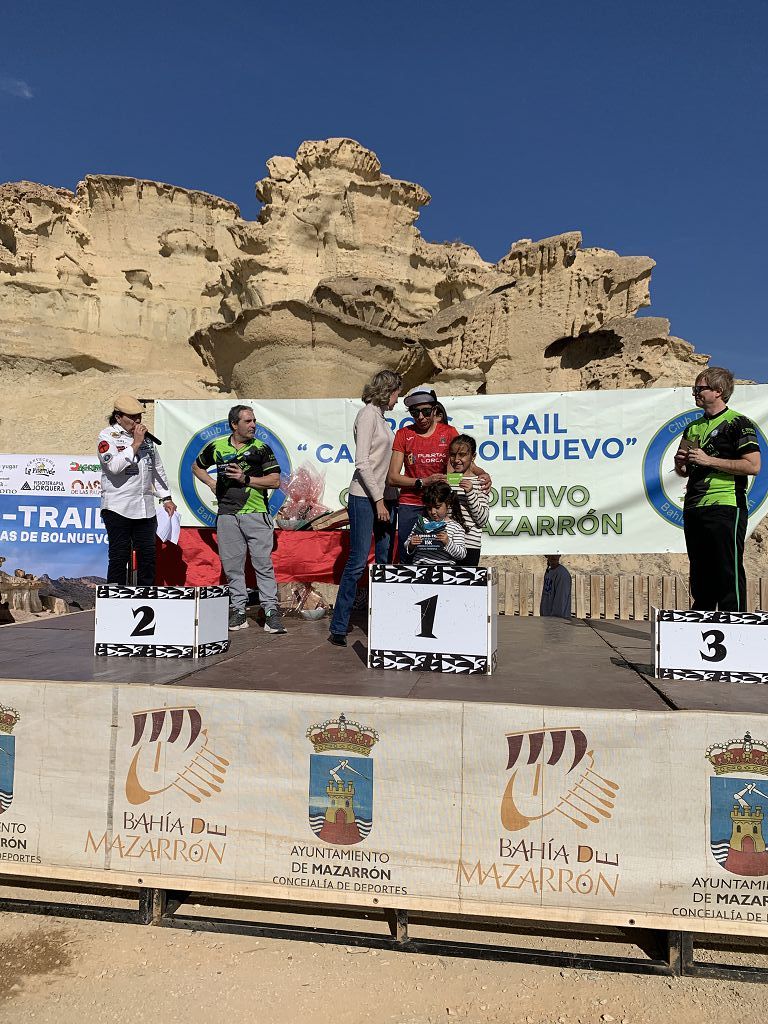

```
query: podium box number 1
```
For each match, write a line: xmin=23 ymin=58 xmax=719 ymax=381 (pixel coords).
xmin=654 ymin=608 xmax=768 ymax=683
xmin=95 ymin=585 xmax=230 ymax=658
xmin=368 ymin=564 xmax=498 ymax=674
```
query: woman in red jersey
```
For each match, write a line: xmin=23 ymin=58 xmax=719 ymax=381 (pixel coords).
xmin=387 ymin=386 xmax=461 ymax=563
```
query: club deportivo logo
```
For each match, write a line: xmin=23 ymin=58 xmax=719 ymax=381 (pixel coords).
xmin=643 ymin=411 xmax=768 ymax=529
xmin=501 ymin=726 xmax=619 ymax=833
xmin=179 ymin=419 xmax=292 ymax=527
xmin=707 ymin=732 xmax=768 ymax=876
xmin=0 ymin=705 xmax=20 ymax=816
xmin=306 ymin=713 xmax=378 ymax=845
xmin=125 ymin=705 xmax=229 ymax=806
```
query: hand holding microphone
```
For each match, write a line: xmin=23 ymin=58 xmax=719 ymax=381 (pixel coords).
xmin=131 ymin=423 xmax=162 ymax=452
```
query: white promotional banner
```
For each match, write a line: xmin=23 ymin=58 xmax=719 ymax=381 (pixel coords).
xmin=156 ymin=387 xmax=768 ymax=554
xmin=0 ymin=454 xmax=106 ymax=577
xmin=0 ymin=454 xmax=102 ymax=498
xmin=4 ymin=679 xmax=768 ymax=938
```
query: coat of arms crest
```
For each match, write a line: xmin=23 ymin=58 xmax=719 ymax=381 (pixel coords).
xmin=306 ymin=713 xmax=378 ymax=845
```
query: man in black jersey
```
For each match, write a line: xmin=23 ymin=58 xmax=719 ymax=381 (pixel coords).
xmin=674 ymin=367 xmax=761 ymax=610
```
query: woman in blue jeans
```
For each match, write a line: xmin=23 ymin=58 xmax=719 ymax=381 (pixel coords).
xmin=328 ymin=370 xmax=402 ymax=647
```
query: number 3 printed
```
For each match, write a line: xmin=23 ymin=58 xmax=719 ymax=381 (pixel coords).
xmin=700 ymin=629 xmax=727 ymax=663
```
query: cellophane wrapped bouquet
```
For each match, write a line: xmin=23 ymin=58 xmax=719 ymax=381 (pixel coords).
xmin=278 ymin=463 xmax=330 ymax=525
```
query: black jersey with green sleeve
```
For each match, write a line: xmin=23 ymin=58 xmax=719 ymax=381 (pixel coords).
xmin=682 ymin=408 xmax=760 ymax=510
xmin=195 ymin=436 xmax=280 ymax=515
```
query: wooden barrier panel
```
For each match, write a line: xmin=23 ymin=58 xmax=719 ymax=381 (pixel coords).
xmin=492 ymin=573 xmax=767 ymax=620
xmin=2 ymin=678 xmax=768 ymax=939
xmin=322 ymin=571 xmax=766 ymax=620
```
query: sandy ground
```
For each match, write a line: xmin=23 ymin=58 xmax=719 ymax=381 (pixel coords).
xmin=0 ymin=906 xmax=765 ymax=1024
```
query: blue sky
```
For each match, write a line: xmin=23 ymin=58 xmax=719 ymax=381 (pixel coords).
xmin=3 ymin=0 xmax=767 ymax=382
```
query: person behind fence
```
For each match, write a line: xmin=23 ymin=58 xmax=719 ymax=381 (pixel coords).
xmin=540 ymin=555 xmax=572 ymax=619
xmin=98 ymin=394 xmax=176 ymax=586
xmin=447 ymin=434 xmax=489 ymax=567
xmin=328 ymin=369 xmax=402 ymax=648
xmin=673 ymin=367 xmax=761 ymax=611
xmin=405 ymin=482 xmax=468 ymax=564
xmin=192 ymin=404 xmax=287 ymax=634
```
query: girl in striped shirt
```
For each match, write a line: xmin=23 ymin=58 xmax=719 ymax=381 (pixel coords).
xmin=447 ymin=434 xmax=490 ymax=567
xmin=406 ymin=482 xmax=469 ymax=564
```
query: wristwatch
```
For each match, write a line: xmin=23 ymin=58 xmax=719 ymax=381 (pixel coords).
xmin=159 ymin=495 xmax=172 ymax=504
xmin=244 ymin=474 xmax=252 ymax=487
xmin=414 ymin=478 xmax=423 ymax=493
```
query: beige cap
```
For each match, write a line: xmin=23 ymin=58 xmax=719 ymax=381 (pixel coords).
xmin=113 ymin=393 xmax=144 ymax=416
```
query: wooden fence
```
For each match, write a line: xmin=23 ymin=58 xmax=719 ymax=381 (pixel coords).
xmin=498 ymin=572 xmax=768 ymax=620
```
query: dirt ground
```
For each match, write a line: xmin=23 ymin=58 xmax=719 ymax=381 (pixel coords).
xmin=0 ymin=906 xmax=765 ymax=1024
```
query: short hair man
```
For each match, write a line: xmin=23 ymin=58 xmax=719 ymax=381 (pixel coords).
xmin=192 ymin=405 xmax=287 ymax=633
xmin=540 ymin=555 xmax=572 ymax=619
xmin=674 ymin=368 xmax=761 ymax=611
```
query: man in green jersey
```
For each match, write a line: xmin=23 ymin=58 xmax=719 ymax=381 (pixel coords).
xmin=193 ymin=405 xmax=287 ymax=633
xmin=674 ymin=367 xmax=761 ymax=611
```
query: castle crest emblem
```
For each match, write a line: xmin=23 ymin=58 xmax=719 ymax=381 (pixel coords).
xmin=707 ymin=732 xmax=768 ymax=876
xmin=0 ymin=705 xmax=20 ymax=816
xmin=306 ymin=714 xmax=378 ymax=846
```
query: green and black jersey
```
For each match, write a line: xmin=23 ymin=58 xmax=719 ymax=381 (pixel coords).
xmin=683 ymin=407 xmax=760 ymax=510
xmin=196 ymin=436 xmax=280 ymax=515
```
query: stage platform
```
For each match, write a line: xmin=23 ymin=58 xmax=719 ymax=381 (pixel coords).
xmin=4 ymin=609 xmax=768 ymax=972
xmin=1 ymin=611 xmax=763 ymax=713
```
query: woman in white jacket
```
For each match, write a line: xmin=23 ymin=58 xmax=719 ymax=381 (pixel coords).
xmin=328 ymin=370 xmax=402 ymax=647
xmin=98 ymin=393 xmax=176 ymax=585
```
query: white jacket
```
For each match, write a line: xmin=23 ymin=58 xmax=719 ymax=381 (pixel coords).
xmin=98 ymin=425 xmax=171 ymax=519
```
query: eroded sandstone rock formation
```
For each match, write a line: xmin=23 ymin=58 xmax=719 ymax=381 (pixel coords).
xmin=0 ymin=137 xmax=707 ymax=453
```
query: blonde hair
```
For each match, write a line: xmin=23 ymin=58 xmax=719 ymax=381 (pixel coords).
xmin=361 ymin=370 xmax=403 ymax=408
xmin=696 ymin=367 xmax=734 ymax=403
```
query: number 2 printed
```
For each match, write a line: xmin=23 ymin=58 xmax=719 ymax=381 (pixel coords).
xmin=131 ymin=605 xmax=156 ymax=637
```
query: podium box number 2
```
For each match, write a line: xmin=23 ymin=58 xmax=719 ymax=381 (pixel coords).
xmin=368 ymin=564 xmax=498 ymax=674
xmin=654 ymin=608 xmax=768 ymax=683
xmin=95 ymin=585 xmax=230 ymax=658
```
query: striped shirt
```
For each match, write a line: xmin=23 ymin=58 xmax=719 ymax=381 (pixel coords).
xmin=451 ymin=477 xmax=490 ymax=551
xmin=407 ymin=517 xmax=467 ymax=564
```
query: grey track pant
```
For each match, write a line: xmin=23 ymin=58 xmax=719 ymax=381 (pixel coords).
xmin=216 ymin=512 xmax=278 ymax=614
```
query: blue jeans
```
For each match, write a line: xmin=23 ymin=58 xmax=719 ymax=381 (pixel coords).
xmin=395 ymin=503 xmax=424 ymax=565
xmin=330 ymin=495 xmax=396 ymax=636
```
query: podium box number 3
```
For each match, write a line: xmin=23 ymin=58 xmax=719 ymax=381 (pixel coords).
xmin=368 ymin=564 xmax=498 ymax=674
xmin=95 ymin=585 xmax=230 ymax=658
xmin=654 ymin=608 xmax=768 ymax=683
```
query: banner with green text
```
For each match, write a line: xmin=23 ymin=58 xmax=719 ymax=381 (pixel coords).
xmin=156 ymin=386 xmax=768 ymax=554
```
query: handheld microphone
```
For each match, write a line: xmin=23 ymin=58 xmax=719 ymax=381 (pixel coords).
xmin=145 ymin=431 xmax=162 ymax=446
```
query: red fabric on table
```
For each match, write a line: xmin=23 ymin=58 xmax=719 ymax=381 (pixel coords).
xmin=155 ymin=527 xmax=352 ymax=586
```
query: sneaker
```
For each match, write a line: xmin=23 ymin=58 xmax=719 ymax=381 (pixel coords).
xmin=228 ymin=609 xmax=248 ymax=631
xmin=263 ymin=609 xmax=287 ymax=634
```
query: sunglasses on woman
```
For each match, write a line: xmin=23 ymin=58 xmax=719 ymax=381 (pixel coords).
xmin=411 ymin=406 xmax=435 ymax=419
